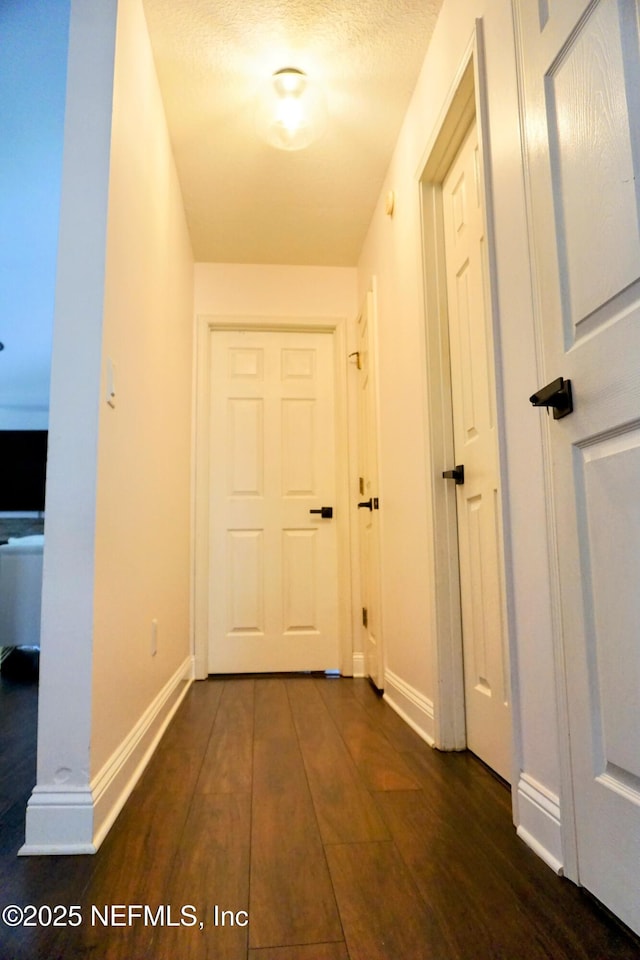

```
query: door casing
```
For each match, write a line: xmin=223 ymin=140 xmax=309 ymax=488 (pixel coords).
xmin=192 ymin=314 xmax=353 ymax=680
xmin=354 ymin=281 xmax=386 ymax=689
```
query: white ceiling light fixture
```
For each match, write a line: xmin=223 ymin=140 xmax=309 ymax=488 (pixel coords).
xmin=255 ymin=68 xmax=327 ymax=151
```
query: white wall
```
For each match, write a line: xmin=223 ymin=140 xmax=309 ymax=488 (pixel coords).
xmin=195 ymin=263 xmax=357 ymax=319
xmin=358 ymin=0 xmax=565 ymax=871
xmin=24 ymin=0 xmax=194 ymax=853
xmin=0 ymin=0 xmax=69 ymax=428
xmin=91 ymin=0 xmax=194 ymax=783
xmin=24 ymin=0 xmax=119 ymax=855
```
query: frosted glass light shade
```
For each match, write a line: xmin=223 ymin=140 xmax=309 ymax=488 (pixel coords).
xmin=255 ymin=68 xmax=327 ymax=151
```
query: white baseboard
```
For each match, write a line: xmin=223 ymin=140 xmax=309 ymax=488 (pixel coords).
xmin=383 ymin=668 xmax=435 ymax=746
xmin=516 ymin=772 xmax=563 ymax=875
xmin=20 ymin=655 xmax=193 ymax=856
xmin=19 ymin=788 xmax=97 ymax=855
xmin=352 ymin=652 xmax=366 ymax=677
xmin=91 ymin=655 xmax=193 ymax=849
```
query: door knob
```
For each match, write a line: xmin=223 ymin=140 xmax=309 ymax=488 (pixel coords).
xmin=442 ymin=465 xmax=465 ymax=485
xmin=358 ymin=498 xmax=379 ymax=510
xmin=309 ymin=506 xmax=333 ymax=519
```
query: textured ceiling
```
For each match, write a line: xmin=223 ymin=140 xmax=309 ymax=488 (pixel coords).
xmin=141 ymin=0 xmax=443 ymax=266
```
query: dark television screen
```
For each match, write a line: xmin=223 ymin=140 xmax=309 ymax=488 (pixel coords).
xmin=0 ymin=431 xmax=48 ymax=512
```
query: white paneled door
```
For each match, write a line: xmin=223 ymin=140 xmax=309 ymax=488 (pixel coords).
xmin=208 ymin=329 xmax=340 ymax=673
xmin=442 ymin=120 xmax=511 ymax=782
xmin=515 ymin=0 xmax=640 ymax=933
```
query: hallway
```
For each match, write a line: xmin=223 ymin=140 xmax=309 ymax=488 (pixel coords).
xmin=1 ymin=673 xmax=639 ymax=959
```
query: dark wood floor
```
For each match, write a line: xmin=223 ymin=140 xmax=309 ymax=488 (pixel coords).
xmin=1 ymin=665 xmax=639 ymax=959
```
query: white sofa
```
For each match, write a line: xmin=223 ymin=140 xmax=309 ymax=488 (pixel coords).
xmin=0 ymin=534 xmax=44 ymax=649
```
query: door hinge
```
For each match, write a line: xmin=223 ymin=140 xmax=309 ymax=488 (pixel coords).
xmin=362 ymin=607 xmax=368 ymax=628
xmin=359 ymin=476 xmax=365 ymax=495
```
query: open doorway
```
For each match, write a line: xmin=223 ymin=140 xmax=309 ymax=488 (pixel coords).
xmin=419 ymin=36 xmax=512 ymax=783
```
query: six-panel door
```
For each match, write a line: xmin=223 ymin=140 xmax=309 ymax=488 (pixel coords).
xmin=515 ymin=0 xmax=640 ymax=933
xmin=208 ymin=329 xmax=340 ymax=673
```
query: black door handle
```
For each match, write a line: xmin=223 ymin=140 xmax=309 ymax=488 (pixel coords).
xmin=358 ymin=499 xmax=372 ymax=510
xmin=529 ymin=377 xmax=573 ymax=419
xmin=309 ymin=506 xmax=333 ymax=519
xmin=442 ymin=465 xmax=465 ymax=485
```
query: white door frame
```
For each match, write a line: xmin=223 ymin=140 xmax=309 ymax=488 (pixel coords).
xmin=418 ymin=26 xmax=516 ymax=778
xmin=192 ymin=314 xmax=353 ymax=680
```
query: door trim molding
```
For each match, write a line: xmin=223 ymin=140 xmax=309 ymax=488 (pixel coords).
xmin=352 ymin=279 xmax=387 ymax=690
xmin=516 ymin=773 xmax=563 ymax=876
xmin=191 ymin=314 xmax=353 ymax=679
xmin=418 ymin=34 xmax=475 ymax=753
xmin=418 ymin=23 xmax=516 ymax=771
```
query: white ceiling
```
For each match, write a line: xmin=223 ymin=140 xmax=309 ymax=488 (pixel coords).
xmin=142 ymin=0 xmax=444 ymax=266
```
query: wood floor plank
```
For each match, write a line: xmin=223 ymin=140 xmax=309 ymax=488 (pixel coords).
xmin=161 ymin=677 xmax=225 ymax=747
xmin=248 ymin=943 xmax=349 ymax=960
xmin=155 ymin=792 xmax=251 ymax=960
xmin=326 ymin=840 xmax=454 ymax=960
xmin=374 ymin=788 xmax=554 ymax=960
xmin=0 ymin=758 xmax=35 ymax=823
xmin=139 ymin=678 xmax=225 ymax=799
xmin=196 ymin=679 xmax=254 ymax=795
xmin=250 ymin=679 xmax=343 ymax=949
xmin=253 ymin=677 xmax=298 ymax=741
xmin=402 ymin=739 xmax=512 ymax=810
xmin=350 ymin=678 xmax=430 ymax=753
xmin=41 ymin=683 xmax=226 ymax=959
xmin=0 ymin=673 xmax=38 ymax=825
xmin=375 ymin=787 xmax=640 ymax=959
xmin=315 ymin=679 xmax=420 ymax=791
xmin=68 ymin=791 xmax=194 ymax=957
xmin=401 ymin=746 xmax=520 ymax=864
xmin=0 ymin=850 xmax=95 ymax=960
xmin=2 ymin=676 xmax=640 ymax=960
xmin=287 ymin=679 xmax=388 ymax=844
